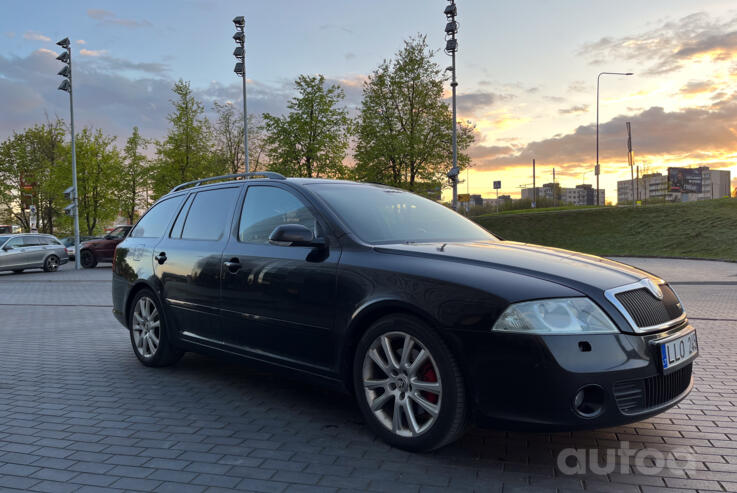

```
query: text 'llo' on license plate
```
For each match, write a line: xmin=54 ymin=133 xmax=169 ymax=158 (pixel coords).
xmin=660 ymin=331 xmax=698 ymax=370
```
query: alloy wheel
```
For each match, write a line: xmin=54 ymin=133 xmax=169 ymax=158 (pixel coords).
xmin=362 ymin=331 xmax=442 ymax=437
xmin=132 ymin=296 xmax=160 ymax=359
xmin=46 ymin=256 xmax=59 ymax=271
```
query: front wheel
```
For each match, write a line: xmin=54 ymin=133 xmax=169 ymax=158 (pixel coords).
xmin=80 ymin=249 xmax=97 ymax=269
xmin=43 ymin=255 xmax=59 ymax=272
xmin=353 ymin=314 xmax=468 ymax=452
xmin=128 ymin=290 xmax=183 ymax=367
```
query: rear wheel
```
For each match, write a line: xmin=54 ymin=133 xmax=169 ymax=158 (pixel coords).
xmin=353 ymin=314 xmax=468 ymax=452
xmin=80 ymin=249 xmax=97 ymax=269
xmin=128 ymin=289 xmax=183 ymax=367
xmin=43 ymin=255 xmax=59 ymax=272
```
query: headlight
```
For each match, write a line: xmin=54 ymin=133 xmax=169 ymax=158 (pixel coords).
xmin=492 ymin=298 xmax=619 ymax=334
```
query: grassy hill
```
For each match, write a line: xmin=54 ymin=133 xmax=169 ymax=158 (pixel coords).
xmin=471 ymin=198 xmax=737 ymax=261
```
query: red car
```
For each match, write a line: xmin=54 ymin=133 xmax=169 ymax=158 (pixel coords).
xmin=79 ymin=225 xmax=132 ymax=268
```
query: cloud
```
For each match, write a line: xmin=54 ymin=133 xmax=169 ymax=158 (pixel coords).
xmin=579 ymin=12 xmax=737 ymax=75
xmin=472 ymin=93 xmax=737 ymax=173
xmin=76 ymin=40 xmax=87 ymax=45
xmin=87 ymin=9 xmax=151 ymax=28
xmin=679 ymin=80 xmax=717 ymax=95
xmin=79 ymin=49 xmax=108 ymax=57
xmin=451 ymin=91 xmax=513 ymax=117
xmin=23 ymin=31 xmax=51 ymax=42
xmin=344 ymin=52 xmax=356 ymax=60
xmin=558 ymin=104 xmax=590 ymax=115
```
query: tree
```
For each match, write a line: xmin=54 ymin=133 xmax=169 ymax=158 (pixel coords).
xmin=152 ymin=80 xmax=221 ymax=198
xmin=0 ymin=119 xmax=67 ymax=233
xmin=263 ymin=74 xmax=351 ymax=178
xmin=75 ymin=127 xmax=123 ymax=235
xmin=115 ymin=127 xmax=151 ymax=225
xmin=354 ymin=35 xmax=475 ymax=191
xmin=213 ymin=103 xmax=269 ymax=175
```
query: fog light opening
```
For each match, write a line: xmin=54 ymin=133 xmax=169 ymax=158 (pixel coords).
xmin=573 ymin=385 xmax=605 ymax=418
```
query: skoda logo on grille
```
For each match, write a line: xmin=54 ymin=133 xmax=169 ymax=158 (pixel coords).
xmin=644 ymin=279 xmax=664 ymax=300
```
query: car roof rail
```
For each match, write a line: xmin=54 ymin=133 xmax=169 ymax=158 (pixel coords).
xmin=169 ymin=171 xmax=287 ymax=194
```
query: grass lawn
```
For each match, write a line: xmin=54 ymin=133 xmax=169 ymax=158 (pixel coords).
xmin=471 ymin=198 xmax=737 ymax=261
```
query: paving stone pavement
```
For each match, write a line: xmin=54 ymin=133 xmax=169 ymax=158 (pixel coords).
xmin=0 ymin=259 xmax=735 ymax=492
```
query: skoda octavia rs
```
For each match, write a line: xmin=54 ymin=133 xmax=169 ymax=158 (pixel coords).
xmin=112 ymin=172 xmax=697 ymax=451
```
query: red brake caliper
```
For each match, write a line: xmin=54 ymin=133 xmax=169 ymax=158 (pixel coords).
xmin=420 ymin=363 xmax=438 ymax=404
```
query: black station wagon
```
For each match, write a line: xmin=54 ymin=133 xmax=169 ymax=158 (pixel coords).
xmin=112 ymin=172 xmax=697 ymax=451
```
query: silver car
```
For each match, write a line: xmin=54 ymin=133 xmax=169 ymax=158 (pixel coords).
xmin=0 ymin=234 xmax=69 ymax=273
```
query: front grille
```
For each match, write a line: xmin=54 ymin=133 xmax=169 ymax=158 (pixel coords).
xmin=613 ymin=363 xmax=693 ymax=414
xmin=615 ymin=284 xmax=683 ymax=329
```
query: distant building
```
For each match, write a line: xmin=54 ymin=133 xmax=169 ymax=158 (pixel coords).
xmin=617 ymin=167 xmax=731 ymax=203
xmin=521 ymin=183 xmax=600 ymax=206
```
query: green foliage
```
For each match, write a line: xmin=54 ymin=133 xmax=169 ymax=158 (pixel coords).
xmin=0 ymin=120 xmax=67 ymax=233
xmin=152 ymin=80 xmax=222 ymax=198
xmin=263 ymin=75 xmax=351 ymax=178
xmin=74 ymin=127 xmax=123 ymax=235
xmin=115 ymin=127 xmax=151 ymax=225
xmin=354 ymin=35 xmax=475 ymax=191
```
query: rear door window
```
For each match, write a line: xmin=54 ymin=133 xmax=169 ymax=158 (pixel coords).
xmin=129 ymin=196 xmax=185 ymax=239
xmin=180 ymin=187 xmax=239 ymax=241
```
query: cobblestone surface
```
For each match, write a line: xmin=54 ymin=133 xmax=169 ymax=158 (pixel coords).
xmin=0 ymin=260 xmax=735 ymax=492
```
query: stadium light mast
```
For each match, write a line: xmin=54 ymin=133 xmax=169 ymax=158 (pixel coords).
xmin=444 ymin=1 xmax=459 ymax=209
xmin=596 ymin=71 xmax=633 ymax=206
xmin=56 ymin=37 xmax=81 ymax=269
xmin=233 ymin=16 xmax=249 ymax=173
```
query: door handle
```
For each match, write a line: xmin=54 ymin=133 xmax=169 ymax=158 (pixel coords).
xmin=224 ymin=258 xmax=241 ymax=272
xmin=155 ymin=252 xmax=167 ymax=264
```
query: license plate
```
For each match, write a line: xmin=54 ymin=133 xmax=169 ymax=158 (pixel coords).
xmin=659 ymin=331 xmax=698 ymax=371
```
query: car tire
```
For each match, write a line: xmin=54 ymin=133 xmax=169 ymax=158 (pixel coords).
xmin=43 ymin=255 xmax=60 ymax=272
xmin=353 ymin=314 xmax=468 ymax=452
xmin=128 ymin=289 xmax=184 ymax=367
xmin=80 ymin=249 xmax=97 ymax=269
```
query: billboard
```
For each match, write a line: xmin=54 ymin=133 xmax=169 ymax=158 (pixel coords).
xmin=668 ymin=167 xmax=702 ymax=193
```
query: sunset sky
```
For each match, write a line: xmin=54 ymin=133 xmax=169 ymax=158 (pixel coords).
xmin=1 ymin=0 xmax=736 ymax=202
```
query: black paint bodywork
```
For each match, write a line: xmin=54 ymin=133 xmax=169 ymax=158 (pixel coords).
xmin=112 ymin=178 xmax=695 ymax=430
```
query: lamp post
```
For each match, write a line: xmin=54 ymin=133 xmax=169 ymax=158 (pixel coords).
xmin=596 ymin=71 xmax=633 ymax=206
xmin=56 ymin=37 xmax=81 ymax=269
xmin=444 ymin=0 xmax=459 ymax=209
xmin=233 ymin=16 xmax=249 ymax=173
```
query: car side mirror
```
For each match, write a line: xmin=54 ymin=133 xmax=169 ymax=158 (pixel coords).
xmin=2 ymin=245 xmax=11 ymax=251
xmin=268 ymin=224 xmax=324 ymax=247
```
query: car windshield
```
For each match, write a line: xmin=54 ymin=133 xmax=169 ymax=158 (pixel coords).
xmin=308 ymin=183 xmax=497 ymax=244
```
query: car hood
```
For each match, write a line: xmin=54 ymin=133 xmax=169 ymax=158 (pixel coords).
xmin=374 ymin=240 xmax=658 ymax=291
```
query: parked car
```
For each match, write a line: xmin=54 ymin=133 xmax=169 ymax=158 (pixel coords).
xmin=79 ymin=226 xmax=131 ymax=268
xmin=59 ymin=235 xmax=101 ymax=260
xmin=0 ymin=233 xmax=68 ymax=273
xmin=112 ymin=173 xmax=697 ymax=451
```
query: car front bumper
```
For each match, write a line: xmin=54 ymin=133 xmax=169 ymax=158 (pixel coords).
xmin=454 ymin=322 xmax=696 ymax=431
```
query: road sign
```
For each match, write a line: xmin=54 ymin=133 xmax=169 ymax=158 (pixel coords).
xmin=493 ymin=180 xmax=501 ymax=190
xmin=458 ymin=193 xmax=470 ymax=203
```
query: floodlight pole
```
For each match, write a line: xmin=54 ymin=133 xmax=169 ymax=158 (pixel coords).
xmin=233 ymin=17 xmax=249 ymax=174
xmin=596 ymin=71 xmax=633 ymax=206
xmin=69 ymin=50 xmax=81 ymax=269
xmin=58 ymin=39 xmax=81 ymax=269
xmin=444 ymin=0 xmax=459 ymax=210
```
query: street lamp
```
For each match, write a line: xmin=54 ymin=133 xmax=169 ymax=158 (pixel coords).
xmin=56 ymin=37 xmax=81 ymax=269
xmin=233 ymin=16 xmax=249 ymax=173
xmin=444 ymin=0 xmax=459 ymax=210
xmin=596 ymin=71 xmax=633 ymax=206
